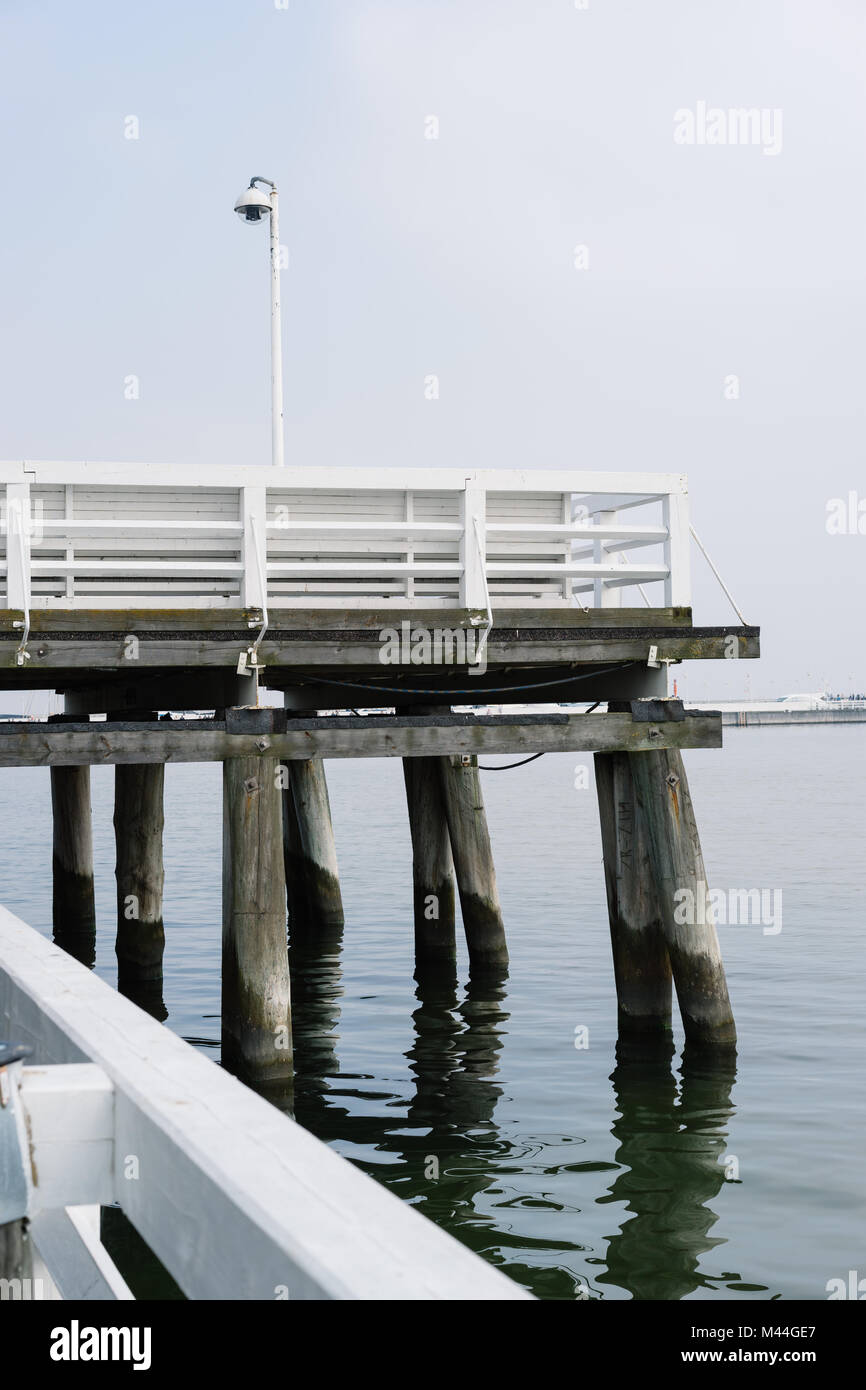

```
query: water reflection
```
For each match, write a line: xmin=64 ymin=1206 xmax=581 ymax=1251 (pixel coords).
xmin=597 ymin=1044 xmax=738 ymax=1300
xmin=288 ymin=921 xmax=345 ymax=1125
xmin=222 ymin=926 xmax=748 ymax=1301
xmin=290 ymin=953 xmax=513 ymax=1253
xmin=117 ymin=972 xmax=168 ymax=1024
xmin=406 ymin=966 xmax=507 ymax=1132
xmin=52 ymin=925 xmax=96 ymax=971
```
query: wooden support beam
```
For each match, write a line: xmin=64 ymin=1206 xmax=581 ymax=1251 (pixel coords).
xmin=0 ymin=628 xmax=759 ymax=682
xmin=113 ymin=764 xmax=165 ymax=991
xmin=439 ymin=755 xmax=507 ymax=971
xmin=16 ymin=605 xmax=698 ymax=634
xmin=286 ymin=759 xmax=344 ymax=930
xmin=50 ymin=761 xmax=96 ymax=967
xmin=628 ymin=748 xmax=736 ymax=1049
xmin=0 ymin=709 xmax=724 ymax=767
xmin=403 ymin=757 xmax=457 ymax=967
xmin=594 ymin=752 xmax=672 ymax=1039
xmin=222 ymin=757 xmax=293 ymax=1085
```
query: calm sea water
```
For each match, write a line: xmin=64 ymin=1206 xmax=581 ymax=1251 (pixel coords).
xmin=4 ymin=727 xmax=865 ymax=1300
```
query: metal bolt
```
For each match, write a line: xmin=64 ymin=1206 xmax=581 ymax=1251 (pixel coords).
xmin=244 ymin=777 xmax=259 ymax=795
xmin=666 ymin=772 xmax=680 ymax=788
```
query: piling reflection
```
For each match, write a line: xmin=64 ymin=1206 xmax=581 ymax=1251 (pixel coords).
xmin=406 ymin=965 xmax=507 ymax=1133
xmin=290 ymin=954 xmax=510 ymax=1225
xmin=52 ymin=926 xmax=96 ymax=971
xmin=287 ymin=922 xmax=345 ymax=1126
xmin=245 ymin=934 xmax=747 ymax=1301
xmin=116 ymin=971 xmax=168 ymax=1024
xmin=597 ymin=1044 xmax=738 ymax=1300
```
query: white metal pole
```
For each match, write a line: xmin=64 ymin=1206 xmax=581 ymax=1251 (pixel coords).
xmin=269 ymin=191 xmax=284 ymax=468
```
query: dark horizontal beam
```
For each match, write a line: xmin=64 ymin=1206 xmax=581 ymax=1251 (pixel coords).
xmin=2 ymin=606 xmax=698 ymax=634
xmin=0 ymin=631 xmax=760 ymax=688
xmin=0 ymin=709 xmax=722 ymax=766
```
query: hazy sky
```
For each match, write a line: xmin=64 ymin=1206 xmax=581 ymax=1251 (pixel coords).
xmin=1 ymin=0 xmax=864 ymax=702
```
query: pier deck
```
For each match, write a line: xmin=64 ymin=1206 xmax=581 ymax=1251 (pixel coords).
xmin=0 ymin=460 xmax=758 ymax=708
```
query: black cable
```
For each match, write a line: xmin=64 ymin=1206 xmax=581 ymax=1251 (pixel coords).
xmin=477 ymin=752 xmax=546 ymax=771
xmin=287 ymin=661 xmax=639 ymax=699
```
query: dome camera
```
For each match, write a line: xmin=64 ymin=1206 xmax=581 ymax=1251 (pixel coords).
xmin=234 ymin=184 xmax=273 ymax=224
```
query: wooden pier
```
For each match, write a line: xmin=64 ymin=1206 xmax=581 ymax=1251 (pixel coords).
xmin=0 ymin=462 xmax=759 ymax=1297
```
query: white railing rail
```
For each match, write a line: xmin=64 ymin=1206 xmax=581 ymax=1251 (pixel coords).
xmin=0 ymin=463 xmax=691 ymax=612
xmin=0 ymin=904 xmax=529 ymax=1301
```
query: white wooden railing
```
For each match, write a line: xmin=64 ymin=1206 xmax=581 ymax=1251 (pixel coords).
xmin=0 ymin=904 xmax=528 ymax=1301
xmin=0 ymin=463 xmax=691 ymax=613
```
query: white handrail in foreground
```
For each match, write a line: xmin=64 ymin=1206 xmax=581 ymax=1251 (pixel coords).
xmin=0 ymin=905 xmax=530 ymax=1301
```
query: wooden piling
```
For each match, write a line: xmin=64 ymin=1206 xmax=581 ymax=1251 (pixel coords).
xmin=403 ymin=756 xmax=457 ymax=967
xmin=223 ymin=756 xmax=292 ymax=1082
xmin=114 ymin=764 xmax=165 ymax=987
xmin=594 ymin=751 xmax=672 ymax=1039
xmin=628 ymin=747 xmax=736 ymax=1049
xmin=439 ymin=754 xmax=508 ymax=970
xmin=50 ymin=758 xmax=96 ymax=966
xmin=282 ymin=779 xmax=311 ymax=928
xmin=286 ymin=758 xmax=344 ymax=929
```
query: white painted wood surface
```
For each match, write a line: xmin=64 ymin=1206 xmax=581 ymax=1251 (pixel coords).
xmin=30 ymin=1207 xmax=134 ymax=1301
xmin=19 ymin=1064 xmax=114 ymax=1212
xmin=0 ymin=904 xmax=530 ymax=1301
xmin=0 ymin=462 xmax=690 ymax=612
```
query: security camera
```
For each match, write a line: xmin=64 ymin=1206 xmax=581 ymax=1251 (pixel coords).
xmin=234 ymin=184 xmax=273 ymax=224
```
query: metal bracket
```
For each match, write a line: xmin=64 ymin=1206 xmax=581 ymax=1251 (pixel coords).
xmin=647 ymin=644 xmax=676 ymax=671
xmin=11 ymin=620 xmax=31 ymax=667
xmin=237 ymin=647 xmax=263 ymax=677
xmin=11 ymin=518 xmax=32 ymax=666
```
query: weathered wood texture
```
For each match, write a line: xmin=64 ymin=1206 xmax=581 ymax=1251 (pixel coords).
xmin=50 ymin=765 xmax=96 ymax=961
xmin=628 ymin=748 xmax=736 ymax=1048
xmin=285 ymin=758 xmax=344 ymax=929
xmin=594 ymin=752 xmax=672 ymax=1038
xmin=222 ymin=757 xmax=293 ymax=1082
xmin=439 ymin=756 xmax=507 ymax=970
xmin=15 ymin=606 xmax=696 ymax=633
xmin=0 ymin=630 xmax=759 ymax=680
xmin=403 ymin=757 xmax=457 ymax=966
xmin=113 ymin=765 xmax=165 ymax=986
xmin=0 ymin=711 xmax=724 ymax=767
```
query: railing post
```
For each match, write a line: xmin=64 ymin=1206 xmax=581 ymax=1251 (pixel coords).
xmin=459 ymin=480 xmax=487 ymax=615
xmin=5 ymin=482 xmax=31 ymax=612
xmin=241 ymin=486 xmax=268 ymax=612
xmin=593 ymin=508 xmax=621 ymax=608
xmin=560 ymin=492 xmax=574 ymax=604
xmin=663 ymin=483 xmax=691 ymax=608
